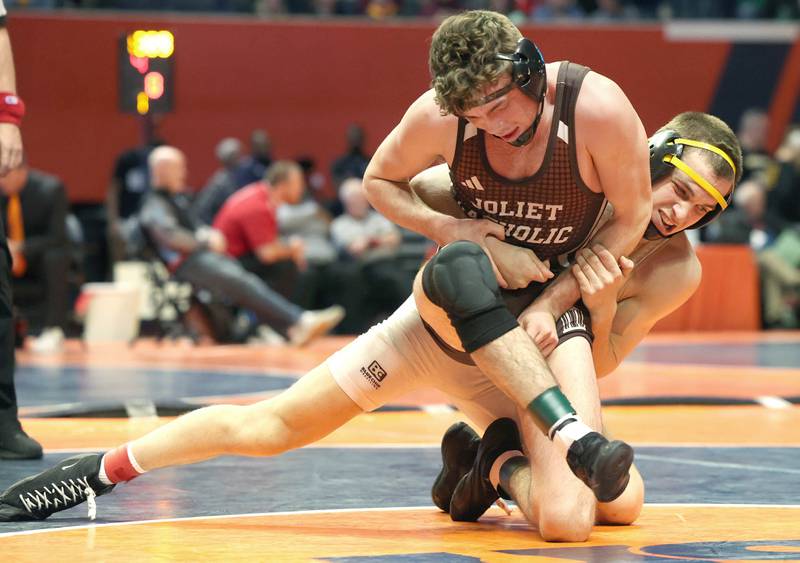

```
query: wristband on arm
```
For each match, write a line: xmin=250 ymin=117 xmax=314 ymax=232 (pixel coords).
xmin=0 ymin=93 xmax=25 ymax=126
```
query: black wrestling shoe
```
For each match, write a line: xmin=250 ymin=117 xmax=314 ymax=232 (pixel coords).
xmin=449 ymin=418 xmax=522 ymax=522
xmin=0 ymin=453 xmax=115 ymax=521
xmin=431 ymin=422 xmax=480 ymax=512
xmin=566 ymin=432 xmax=633 ymax=503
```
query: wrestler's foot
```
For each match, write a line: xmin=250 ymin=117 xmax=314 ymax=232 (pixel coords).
xmin=431 ymin=422 xmax=480 ymax=512
xmin=287 ymin=306 xmax=345 ymax=347
xmin=566 ymin=432 xmax=633 ymax=503
xmin=0 ymin=453 xmax=115 ymax=521
xmin=449 ymin=418 xmax=521 ymax=522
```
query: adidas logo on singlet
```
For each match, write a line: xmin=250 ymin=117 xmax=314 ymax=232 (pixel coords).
xmin=461 ymin=176 xmax=485 ymax=191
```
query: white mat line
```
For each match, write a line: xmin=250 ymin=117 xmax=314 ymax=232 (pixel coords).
xmin=635 ymin=453 xmax=800 ymax=475
xmin=1 ymin=503 xmax=798 ymax=539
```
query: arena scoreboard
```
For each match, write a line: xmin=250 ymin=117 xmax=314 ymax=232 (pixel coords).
xmin=118 ymin=30 xmax=174 ymax=115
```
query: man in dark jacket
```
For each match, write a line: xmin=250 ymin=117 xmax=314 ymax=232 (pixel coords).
xmin=0 ymin=162 xmax=70 ymax=355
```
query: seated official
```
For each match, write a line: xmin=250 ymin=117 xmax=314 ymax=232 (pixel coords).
xmin=0 ymin=161 xmax=70 ymax=354
xmin=139 ymin=146 xmax=343 ymax=346
xmin=212 ymin=161 xmax=307 ymax=300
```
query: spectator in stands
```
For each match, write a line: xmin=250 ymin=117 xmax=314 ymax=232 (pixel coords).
xmin=707 ymin=180 xmax=774 ymax=247
xmin=331 ymin=124 xmax=371 ymax=192
xmin=328 ymin=124 xmax=371 ymax=217
xmin=235 ymin=129 xmax=272 ymax=189
xmin=277 ymin=194 xmax=338 ymax=310
xmin=770 ymin=125 xmax=800 ymax=226
xmin=106 ymin=137 xmax=163 ymax=264
xmin=330 ymin=177 xmax=407 ymax=331
xmin=213 ymin=161 xmax=307 ymax=300
xmin=709 ymin=177 xmax=799 ymax=329
xmin=737 ymin=109 xmax=775 ymax=184
xmin=0 ymin=160 xmax=70 ymax=354
xmin=255 ymin=0 xmax=288 ymax=15
xmin=366 ymin=0 xmax=399 ymax=18
xmin=669 ymin=0 xmax=734 ymax=17
xmin=738 ymin=0 xmax=799 ymax=18
xmin=757 ymin=126 xmax=800 ymax=328
xmin=591 ymin=0 xmax=639 ymax=19
xmin=332 ymin=178 xmax=400 ymax=261
xmin=193 ymin=137 xmax=244 ymax=225
xmin=297 ymin=155 xmax=334 ymax=218
xmin=760 ymin=223 xmax=800 ymax=328
xmin=140 ymin=146 xmax=344 ymax=346
xmin=531 ymin=0 xmax=585 ymax=20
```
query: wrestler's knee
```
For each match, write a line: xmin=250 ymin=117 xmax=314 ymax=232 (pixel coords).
xmin=596 ymin=466 xmax=645 ymax=525
xmin=224 ymin=402 xmax=296 ymax=457
xmin=421 ymin=240 xmax=516 ymax=353
xmin=421 ymin=240 xmax=498 ymax=314
xmin=538 ymin=501 xmax=595 ymax=542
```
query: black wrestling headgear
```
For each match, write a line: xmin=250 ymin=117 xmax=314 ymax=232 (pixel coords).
xmin=474 ymin=38 xmax=547 ymax=147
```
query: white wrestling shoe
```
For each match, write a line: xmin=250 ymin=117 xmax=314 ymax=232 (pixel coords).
xmin=29 ymin=327 xmax=64 ymax=355
xmin=286 ymin=306 xmax=345 ymax=346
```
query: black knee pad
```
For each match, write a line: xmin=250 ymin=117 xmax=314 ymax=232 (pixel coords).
xmin=421 ymin=241 xmax=518 ymax=353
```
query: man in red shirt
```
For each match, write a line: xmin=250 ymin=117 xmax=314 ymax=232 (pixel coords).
xmin=213 ymin=161 xmax=306 ymax=298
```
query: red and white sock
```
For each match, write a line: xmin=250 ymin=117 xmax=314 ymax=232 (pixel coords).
xmin=98 ymin=445 xmax=146 ymax=485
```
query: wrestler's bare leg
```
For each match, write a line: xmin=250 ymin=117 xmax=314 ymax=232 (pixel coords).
xmin=132 ymin=364 xmax=363 ymax=471
xmin=497 ymin=338 xmax=644 ymax=541
xmin=414 ymin=271 xmax=561 ymax=421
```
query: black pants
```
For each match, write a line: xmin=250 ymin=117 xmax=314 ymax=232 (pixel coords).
xmin=0 ymin=238 xmax=18 ymax=426
xmin=12 ymin=247 xmax=70 ymax=331
xmin=237 ymin=254 xmax=299 ymax=302
xmin=175 ymin=250 xmax=304 ymax=334
xmin=313 ymin=258 xmax=410 ymax=334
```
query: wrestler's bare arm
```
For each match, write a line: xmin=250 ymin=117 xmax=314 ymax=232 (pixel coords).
xmin=526 ymin=75 xmax=652 ymax=320
xmin=364 ymin=91 xmax=458 ymax=245
xmin=364 ymin=91 xmax=506 ymax=253
xmin=0 ymin=24 xmax=23 ymax=175
xmin=591 ymin=239 xmax=701 ymax=377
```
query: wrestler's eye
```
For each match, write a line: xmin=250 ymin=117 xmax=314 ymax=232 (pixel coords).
xmin=491 ymin=100 xmax=507 ymax=114
xmin=673 ymin=183 xmax=688 ymax=200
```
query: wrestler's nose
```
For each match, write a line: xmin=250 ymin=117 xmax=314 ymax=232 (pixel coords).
xmin=673 ymin=201 xmax=690 ymax=224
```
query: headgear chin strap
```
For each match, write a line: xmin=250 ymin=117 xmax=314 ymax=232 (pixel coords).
xmin=648 ymin=129 xmax=737 ymax=233
xmin=472 ymin=38 xmax=547 ymax=147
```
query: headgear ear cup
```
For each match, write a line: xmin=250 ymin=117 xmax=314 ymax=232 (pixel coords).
xmin=648 ymin=129 xmax=682 ymax=183
xmin=496 ymin=38 xmax=547 ymax=103
xmin=491 ymin=38 xmax=547 ymax=147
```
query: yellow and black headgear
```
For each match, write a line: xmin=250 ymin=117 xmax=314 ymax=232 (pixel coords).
xmin=649 ymin=130 xmax=737 ymax=230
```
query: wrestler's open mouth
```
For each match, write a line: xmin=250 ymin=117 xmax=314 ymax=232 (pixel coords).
xmin=659 ymin=209 xmax=676 ymax=231
xmin=501 ymin=127 xmax=519 ymax=142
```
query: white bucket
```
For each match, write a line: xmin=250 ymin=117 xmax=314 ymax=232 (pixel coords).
xmin=81 ymin=282 xmax=141 ymax=344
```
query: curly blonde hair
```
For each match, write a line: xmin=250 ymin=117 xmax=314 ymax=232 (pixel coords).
xmin=657 ymin=112 xmax=743 ymax=186
xmin=429 ymin=11 xmax=522 ymax=116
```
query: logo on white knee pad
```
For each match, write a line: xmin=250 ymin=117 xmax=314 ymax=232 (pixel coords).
xmin=360 ymin=360 xmax=388 ymax=389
